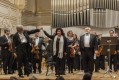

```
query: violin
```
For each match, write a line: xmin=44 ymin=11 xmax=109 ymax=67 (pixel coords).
xmin=96 ymin=46 xmax=103 ymax=57
xmin=31 ymin=38 xmax=40 ymax=60
xmin=69 ymin=39 xmax=77 ymax=58
xmin=70 ymin=47 xmax=75 ymax=58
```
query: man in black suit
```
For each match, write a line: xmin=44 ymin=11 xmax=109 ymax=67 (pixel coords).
xmin=32 ymin=32 xmax=44 ymax=73
xmin=109 ymin=30 xmax=118 ymax=72
xmin=0 ymin=28 xmax=13 ymax=74
xmin=79 ymin=27 xmax=98 ymax=74
xmin=116 ymin=36 xmax=119 ymax=70
xmin=13 ymin=25 xmax=40 ymax=78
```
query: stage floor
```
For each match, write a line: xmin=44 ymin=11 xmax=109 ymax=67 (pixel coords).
xmin=0 ymin=69 xmax=119 ymax=80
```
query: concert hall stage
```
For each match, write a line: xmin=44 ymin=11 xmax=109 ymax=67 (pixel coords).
xmin=0 ymin=70 xmax=118 ymax=80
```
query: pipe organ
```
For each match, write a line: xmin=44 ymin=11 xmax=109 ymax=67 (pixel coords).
xmin=51 ymin=0 xmax=119 ymax=28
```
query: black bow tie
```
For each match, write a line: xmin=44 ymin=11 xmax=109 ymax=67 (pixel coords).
xmin=86 ymin=33 xmax=89 ymax=36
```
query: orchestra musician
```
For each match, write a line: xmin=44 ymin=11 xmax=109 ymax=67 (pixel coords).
xmin=66 ymin=30 xmax=77 ymax=73
xmin=79 ymin=27 xmax=98 ymax=75
xmin=108 ymin=30 xmax=118 ymax=72
xmin=97 ymin=34 xmax=105 ymax=70
xmin=0 ymin=28 xmax=13 ymax=74
xmin=116 ymin=35 xmax=119 ymax=70
xmin=9 ymin=34 xmax=17 ymax=74
xmin=91 ymin=31 xmax=100 ymax=72
xmin=13 ymin=25 xmax=41 ymax=78
xmin=73 ymin=34 xmax=82 ymax=71
xmin=31 ymin=32 xmax=44 ymax=74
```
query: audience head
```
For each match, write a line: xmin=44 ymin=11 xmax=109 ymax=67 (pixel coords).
xmin=55 ymin=28 xmax=64 ymax=36
xmin=83 ymin=73 xmax=92 ymax=80
xmin=16 ymin=25 xmax=24 ymax=34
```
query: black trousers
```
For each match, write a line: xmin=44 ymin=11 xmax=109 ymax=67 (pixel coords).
xmin=16 ymin=44 xmax=31 ymax=76
xmin=12 ymin=58 xmax=17 ymax=72
xmin=32 ymin=50 xmax=42 ymax=73
xmin=82 ymin=48 xmax=94 ymax=74
xmin=99 ymin=55 xmax=105 ymax=70
xmin=32 ymin=58 xmax=42 ymax=73
xmin=109 ymin=55 xmax=118 ymax=71
xmin=55 ymin=57 xmax=65 ymax=75
xmin=67 ymin=57 xmax=74 ymax=73
xmin=94 ymin=56 xmax=100 ymax=72
xmin=74 ymin=55 xmax=83 ymax=70
xmin=1 ymin=49 xmax=13 ymax=74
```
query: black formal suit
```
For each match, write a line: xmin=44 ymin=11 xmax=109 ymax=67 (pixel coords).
xmin=115 ymin=37 xmax=119 ymax=70
xmin=32 ymin=37 xmax=44 ymax=73
xmin=79 ymin=33 xmax=98 ymax=74
xmin=116 ymin=37 xmax=119 ymax=52
xmin=0 ymin=35 xmax=13 ymax=74
xmin=43 ymin=30 xmax=67 ymax=75
xmin=94 ymin=38 xmax=101 ymax=72
xmin=13 ymin=29 xmax=40 ymax=76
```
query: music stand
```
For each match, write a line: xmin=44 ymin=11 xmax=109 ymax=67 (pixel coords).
xmin=100 ymin=37 xmax=117 ymax=78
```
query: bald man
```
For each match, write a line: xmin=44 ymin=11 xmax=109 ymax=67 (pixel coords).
xmin=79 ymin=27 xmax=98 ymax=75
xmin=13 ymin=25 xmax=41 ymax=78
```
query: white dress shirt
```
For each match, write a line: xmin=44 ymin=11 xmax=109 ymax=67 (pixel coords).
xmin=84 ymin=34 xmax=90 ymax=47
xmin=5 ymin=34 xmax=11 ymax=43
xmin=35 ymin=37 xmax=39 ymax=46
xmin=19 ymin=33 xmax=27 ymax=43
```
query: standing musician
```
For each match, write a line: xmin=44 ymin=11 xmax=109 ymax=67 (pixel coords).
xmin=73 ymin=34 xmax=82 ymax=71
xmin=66 ymin=30 xmax=77 ymax=73
xmin=79 ymin=27 xmax=98 ymax=75
xmin=9 ymin=34 xmax=17 ymax=74
xmin=91 ymin=31 xmax=101 ymax=72
xmin=116 ymin=35 xmax=119 ymax=70
xmin=97 ymin=34 xmax=105 ymax=70
xmin=108 ymin=30 xmax=118 ymax=72
xmin=0 ymin=28 xmax=13 ymax=74
xmin=31 ymin=32 xmax=44 ymax=74
xmin=13 ymin=25 xmax=41 ymax=78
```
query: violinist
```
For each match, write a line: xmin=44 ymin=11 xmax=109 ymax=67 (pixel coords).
xmin=109 ymin=30 xmax=118 ymax=72
xmin=67 ymin=30 xmax=77 ymax=73
xmin=32 ymin=32 xmax=44 ymax=74
xmin=0 ymin=28 xmax=13 ymax=74
xmin=97 ymin=34 xmax=105 ymax=70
